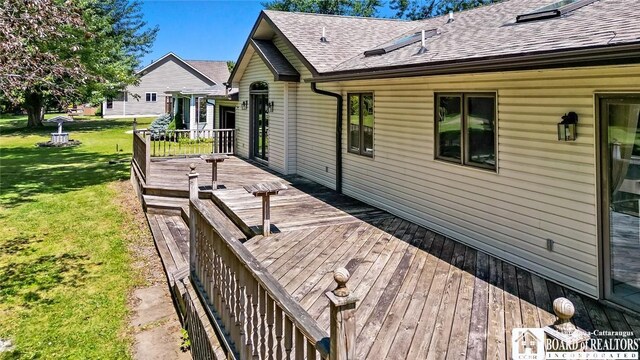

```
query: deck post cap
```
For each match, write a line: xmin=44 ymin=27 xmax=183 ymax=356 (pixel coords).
xmin=553 ymin=297 xmax=576 ymax=334
xmin=333 ymin=267 xmax=351 ymax=297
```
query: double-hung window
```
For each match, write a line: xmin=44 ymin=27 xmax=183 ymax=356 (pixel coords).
xmin=435 ymin=93 xmax=497 ymax=170
xmin=348 ymin=93 xmax=374 ymax=157
xmin=145 ymin=92 xmax=157 ymax=102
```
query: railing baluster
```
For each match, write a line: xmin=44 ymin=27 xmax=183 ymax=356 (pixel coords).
xmin=252 ymin=283 xmax=260 ymax=358
xmin=245 ymin=276 xmax=255 ymax=358
xmin=275 ymin=306 xmax=283 ymax=360
xmin=295 ymin=328 xmax=304 ymax=360
xmin=284 ymin=316 xmax=293 ymax=360
xmin=267 ymin=296 xmax=275 ymax=360
xmin=260 ymin=286 xmax=267 ymax=359
xmin=306 ymin=339 xmax=316 ymax=360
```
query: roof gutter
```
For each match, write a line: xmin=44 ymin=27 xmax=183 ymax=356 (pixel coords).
xmin=311 ymin=83 xmax=342 ymax=194
xmin=309 ymin=42 xmax=640 ymax=83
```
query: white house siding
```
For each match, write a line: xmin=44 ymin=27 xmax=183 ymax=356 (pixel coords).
xmin=104 ymin=57 xmax=213 ymax=117
xmin=273 ymin=35 xmax=338 ymax=189
xmin=333 ymin=64 xmax=640 ymax=297
xmin=236 ymin=53 xmax=286 ymax=173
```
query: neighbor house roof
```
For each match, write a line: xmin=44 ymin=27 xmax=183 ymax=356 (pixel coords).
xmin=137 ymin=52 xmax=231 ymax=85
xmin=185 ymin=60 xmax=231 ymax=85
xmin=231 ymin=0 xmax=640 ymax=82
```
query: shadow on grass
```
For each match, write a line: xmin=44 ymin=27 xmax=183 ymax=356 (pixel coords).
xmin=0 ymin=118 xmax=138 ymax=138
xmin=0 ymin=145 xmax=130 ymax=208
xmin=0 ymin=250 xmax=92 ymax=307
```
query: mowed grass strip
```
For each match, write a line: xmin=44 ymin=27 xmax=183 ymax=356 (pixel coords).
xmin=0 ymin=115 xmax=153 ymax=359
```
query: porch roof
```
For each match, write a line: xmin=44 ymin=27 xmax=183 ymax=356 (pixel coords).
xmin=165 ymin=85 xmax=239 ymax=100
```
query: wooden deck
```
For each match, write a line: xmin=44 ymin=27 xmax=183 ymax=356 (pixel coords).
xmin=144 ymin=156 xmax=640 ymax=359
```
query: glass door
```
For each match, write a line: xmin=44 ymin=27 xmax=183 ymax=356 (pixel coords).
xmin=251 ymin=93 xmax=269 ymax=161
xmin=600 ymin=95 xmax=640 ymax=311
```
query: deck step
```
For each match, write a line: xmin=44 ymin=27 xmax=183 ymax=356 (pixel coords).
xmin=143 ymin=195 xmax=188 ymax=216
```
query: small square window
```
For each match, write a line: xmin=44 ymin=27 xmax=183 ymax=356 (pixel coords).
xmin=145 ymin=92 xmax=157 ymax=102
xmin=348 ymin=93 xmax=374 ymax=157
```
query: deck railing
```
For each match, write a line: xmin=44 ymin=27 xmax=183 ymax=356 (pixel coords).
xmin=188 ymin=168 xmax=360 ymax=360
xmin=132 ymin=131 xmax=150 ymax=181
xmin=134 ymin=129 xmax=235 ymax=158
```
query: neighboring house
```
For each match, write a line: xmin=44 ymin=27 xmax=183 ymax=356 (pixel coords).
xmin=229 ymin=0 xmax=640 ymax=312
xmin=103 ymin=52 xmax=232 ymax=120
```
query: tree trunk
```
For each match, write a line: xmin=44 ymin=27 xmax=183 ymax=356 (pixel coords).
xmin=24 ymin=91 xmax=45 ymax=128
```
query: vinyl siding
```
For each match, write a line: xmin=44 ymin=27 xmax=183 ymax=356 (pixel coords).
xmin=273 ymin=35 xmax=337 ymax=189
xmin=335 ymin=64 xmax=640 ymax=297
xmin=236 ymin=53 xmax=286 ymax=173
xmin=104 ymin=57 xmax=213 ymax=117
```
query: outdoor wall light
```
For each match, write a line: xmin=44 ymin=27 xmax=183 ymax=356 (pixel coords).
xmin=267 ymin=101 xmax=275 ymax=113
xmin=241 ymin=100 xmax=248 ymax=110
xmin=557 ymin=112 xmax=578 ymax=141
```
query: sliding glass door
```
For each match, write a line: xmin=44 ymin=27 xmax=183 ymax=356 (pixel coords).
xmin=600 ymin=95 xmax=640 ymax=311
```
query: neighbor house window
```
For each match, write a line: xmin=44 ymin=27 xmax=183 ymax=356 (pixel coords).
xmin=348 ymin=93 xmax=374 ymax=157
xmin=145 ymin=92 xmax=157 ymax=102
xmin=106 ymin=98 xmax=113 ymax=109
xmin=436 ymin=93 xmax=496 ymax=170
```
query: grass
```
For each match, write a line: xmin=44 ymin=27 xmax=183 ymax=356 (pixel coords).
xmin=0 ymin=114 xmax=153 ymax=359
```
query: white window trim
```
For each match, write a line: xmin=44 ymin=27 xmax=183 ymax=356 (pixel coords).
xmin=145 ymin=92 xmax=157 ymax=102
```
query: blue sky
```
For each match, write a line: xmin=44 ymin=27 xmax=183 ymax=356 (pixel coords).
xmin=140 ymin=0 xmax=395 ymax=66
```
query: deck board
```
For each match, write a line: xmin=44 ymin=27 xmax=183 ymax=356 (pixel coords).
xmin=143 ymin=156 xmax=640 ymax=359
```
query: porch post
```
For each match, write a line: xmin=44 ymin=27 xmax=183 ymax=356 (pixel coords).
xmin=189 ymin=95 xmax=197 ymax=138
xmin=205 ymin=99 xmax=214 ymax=130
xmin=326 ymin=268 xmax=358 ymax=360
xmin=187 ymin=163 xmax=198 ymax=271
xmin=172 ymin=96 xmax=178 ymax=118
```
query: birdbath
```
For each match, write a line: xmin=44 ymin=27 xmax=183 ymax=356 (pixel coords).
xmin=46 ymin=115 xmax=74 ymax=144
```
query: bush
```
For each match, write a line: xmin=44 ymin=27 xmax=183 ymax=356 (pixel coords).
xmin=148 ymin=113 xmax=172 ymax=138
xmin=167 ymin=118 xmax=176 ymax=130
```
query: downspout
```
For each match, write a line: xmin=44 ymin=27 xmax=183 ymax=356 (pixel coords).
xmin=311 ymin=82 xmax=342 ymax=193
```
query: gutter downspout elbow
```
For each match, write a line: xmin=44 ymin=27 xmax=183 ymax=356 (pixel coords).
xmin=311 ymin=82 xmax=343 ymax=194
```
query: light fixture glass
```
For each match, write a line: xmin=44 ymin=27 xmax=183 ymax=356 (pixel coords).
xmin=557 ymin=112 xmax=578 ymax=141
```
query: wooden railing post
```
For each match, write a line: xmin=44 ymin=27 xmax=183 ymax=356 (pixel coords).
xmin=543 ymin=297 xmax=590 ymax=352
xmin=325 ymin=268 xmax=358 ymax=360
xmin=132 ymin=118 xmax=137 ymax=131
xmin=144 ymin=133 xmax=151 ymax=179
xmin=188 ymin=164 xmax=198 ymax=271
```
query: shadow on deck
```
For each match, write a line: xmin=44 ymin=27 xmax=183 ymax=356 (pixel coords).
xmin=141 ymin=156 xmax=640 ymax=360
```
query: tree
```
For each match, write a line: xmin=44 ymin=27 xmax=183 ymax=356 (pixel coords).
xmin=262 ymin=0 xmax=382 ymax=17
xmin=0 ymin=0 xmax=158 ymax=127
xmin=390 ymin=0 xmax=498 ymax=20
xmin=227 ymin=60 xmax=236 ymax=72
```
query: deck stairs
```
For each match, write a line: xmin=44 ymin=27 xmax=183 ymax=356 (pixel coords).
xmin=143 ymin=192 xmax=246 ymax=360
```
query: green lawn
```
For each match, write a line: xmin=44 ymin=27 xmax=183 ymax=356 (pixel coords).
xmin=0 ymin=114 xmax=153 ymax=359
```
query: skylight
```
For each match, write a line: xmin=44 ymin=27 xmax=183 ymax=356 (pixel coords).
xmin=516 ymin=0 xmax=598 ymax=23
xmin=364 ymin=29 xmax=439 ymax=57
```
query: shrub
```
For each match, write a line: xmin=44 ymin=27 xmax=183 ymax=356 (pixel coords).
xmin=148 ymin=113 xmax=172 ymax=139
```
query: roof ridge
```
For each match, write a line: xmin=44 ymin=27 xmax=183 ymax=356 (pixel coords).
xmin=185 ymin=59 xmax=230 ymax=63
xmin=263 ymin=9 xmax=410 ymax=22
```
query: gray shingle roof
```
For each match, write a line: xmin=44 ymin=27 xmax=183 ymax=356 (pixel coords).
xmin=185 ymin=60 xmax=231 ymax=84
xmin=262 ymin=0 xmax=640 ymax=76
xmin=264 ymin=10 xmax=419 ymax=73
xmin=251 ymin=39 xmax=300 ymax=81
